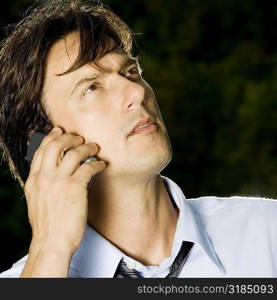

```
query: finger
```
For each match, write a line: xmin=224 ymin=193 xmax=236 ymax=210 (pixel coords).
xmin=29 ymin=127 xmax=63 ymax=176
xmin=72 ymin=160 xmax=106 ymax=185
xmin=39 ymin=127 xmax=63 ymax=148
xmin=58 ymin=143 xmax=99 ymax=175
xmin=40 ymin=133 xmax=84 ymax=172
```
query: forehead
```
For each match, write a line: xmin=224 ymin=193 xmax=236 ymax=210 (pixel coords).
xmin=45 ymin=31 xmax=80 ymax=75
xmin=45 ymin=31 xmax=132 ymax=76
xmin=43 ymin=32 xmax=135 ymax=96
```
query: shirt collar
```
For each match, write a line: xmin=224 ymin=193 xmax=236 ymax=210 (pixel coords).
xmin=71 ymin=175 xmax=224 ymax=277
xmin=163 ymin=176 xmax=225 ymax=274
xmin=71 ymin=225 xmax=123 ymax=277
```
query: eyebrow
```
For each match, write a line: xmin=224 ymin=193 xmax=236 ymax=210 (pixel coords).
xmin=67 ymin=56 xmax=140 ymax=98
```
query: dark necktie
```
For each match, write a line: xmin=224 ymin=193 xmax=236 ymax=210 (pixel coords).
xmin=114 ymin=241 xmax=193 ymax=278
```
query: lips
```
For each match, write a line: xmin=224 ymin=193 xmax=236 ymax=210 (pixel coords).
xmin=127 ymin=117 xmax=156 ymax=137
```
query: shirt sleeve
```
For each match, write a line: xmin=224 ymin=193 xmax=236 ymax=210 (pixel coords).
xmin=0 ymin=254 xmax=81 ymax=278
xmin=0 ymin=255 xmax=28 ymax=278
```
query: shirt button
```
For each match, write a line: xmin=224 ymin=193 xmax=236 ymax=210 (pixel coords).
xmin=126 ymin=261 xmax=136 ymax=269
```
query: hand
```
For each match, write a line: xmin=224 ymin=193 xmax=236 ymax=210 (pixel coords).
xmin=24 ymin=127 xmax=106 ymax=254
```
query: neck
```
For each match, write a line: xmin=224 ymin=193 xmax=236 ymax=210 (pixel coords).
xmin=87 ymin=174 xmax=179 ymax=265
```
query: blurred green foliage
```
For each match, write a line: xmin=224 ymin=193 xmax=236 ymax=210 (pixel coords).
xmin=0 ymin=0 xmax=276 ymax=272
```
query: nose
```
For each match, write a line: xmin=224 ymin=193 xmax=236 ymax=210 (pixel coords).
xmin=113 ymin=76 xmax=146 ymax=111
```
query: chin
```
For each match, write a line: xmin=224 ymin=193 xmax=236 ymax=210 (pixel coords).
xmin=100 ymin=138 xmax=173 ymax=179
xmin=156 ymin=146 xmax=173 ymax=173
xmin=126 ymin=146 xmax=172 ymax=178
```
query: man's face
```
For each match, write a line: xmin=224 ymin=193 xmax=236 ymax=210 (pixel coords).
xmin=43 ymin=32 xmax=172 ymax=179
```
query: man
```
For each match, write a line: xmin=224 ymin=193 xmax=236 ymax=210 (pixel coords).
xmin=0 ymin=0 xmax=276 ymax=278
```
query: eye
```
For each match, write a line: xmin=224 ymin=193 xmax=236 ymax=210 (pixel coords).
xmin=84 ymin=83 xmax=98 ymax=96
xmin=125 ymin=67 xmax=141 ymax=80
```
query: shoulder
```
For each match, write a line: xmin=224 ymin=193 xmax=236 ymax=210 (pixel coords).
xmin=187 ymin=195 xmax=277 ymax=227
xmin=163 ymin=174 xmax=277 ymax=228
xmin=187 ymin=195 xmax=277 ymax=213
xmin=0 ymin=255 xmax=28 ymax=278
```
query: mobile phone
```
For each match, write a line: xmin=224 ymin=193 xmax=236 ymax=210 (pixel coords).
xmin=25 ymin=130 xmax=97 ymax=165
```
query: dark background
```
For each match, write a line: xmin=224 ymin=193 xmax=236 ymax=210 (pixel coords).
xmin=0 ymin=0 xmax=276 ymax=273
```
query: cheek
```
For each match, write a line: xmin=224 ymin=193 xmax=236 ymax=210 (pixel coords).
xmin=76 ymin=115 xmax=123 ymax=160
xmin=94 ymin=126 xmax=124 ymax=159
xmin=144 ymin=87 xmax=161 ymax=116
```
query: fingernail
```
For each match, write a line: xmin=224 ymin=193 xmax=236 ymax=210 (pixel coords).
xmin=52 ymin=127 xmax=62 ymax=133
xmin=88 ymin=142 xmax=97 ymax=147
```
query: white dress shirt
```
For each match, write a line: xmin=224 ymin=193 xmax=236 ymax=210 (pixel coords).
xmin=1 ymin=175 xmax=277 ymax=278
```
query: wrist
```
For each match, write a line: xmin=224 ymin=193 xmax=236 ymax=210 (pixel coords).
xmin=21 ymin=239 xmax=74 ymax=278
xmin=29 ymin=236 xmax=75 ymax=258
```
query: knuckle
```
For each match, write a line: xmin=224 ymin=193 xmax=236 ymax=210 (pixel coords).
xmin=41 ymin=134 xmax=51 ymax=144
xmin=69 ymin=176 xmax=82 ymax=186
xmin=76 ymin=135 xmax=84 ymax=143
xmin=35 ymin=173 xmax=53 ymax=187
xmin=24 ymin=174 xmax=43 ymax=198
xmin=42 ymin=130 xmax=61 ymax=144
xmin=65 ymin=133 xmax=83 ymax=143
xmin=66 ymin=148 xmax=81 ymax=159
xmin=88 ymin=143 xmax=98 ymax=152
xmin=46 ymin=139 xmax=59 ymax=150
xmin=82 ymin=162 xmax=95 ymax=172
xmin=82 ymin=161 xmax=104 ymax=173
xmin=82 ymin=144 xmax=93 ymax=153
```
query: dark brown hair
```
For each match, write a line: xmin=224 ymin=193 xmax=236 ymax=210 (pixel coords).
xmin=0 ymin=0 xmax=134 ymax=187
